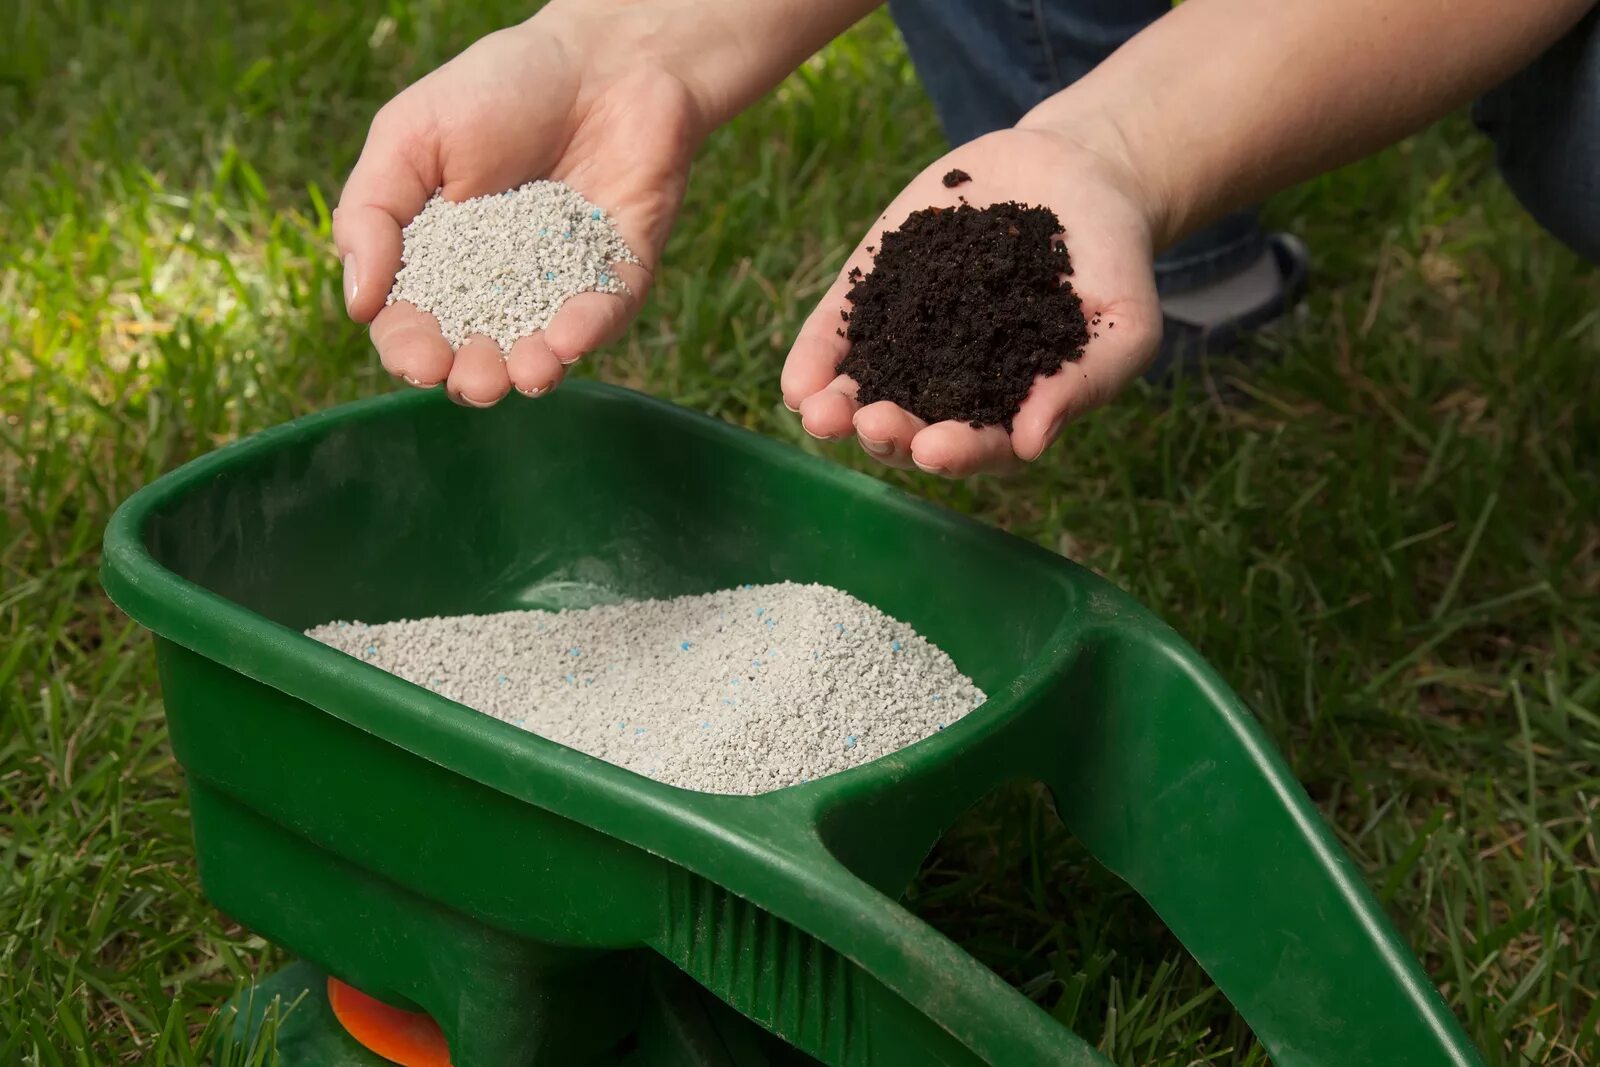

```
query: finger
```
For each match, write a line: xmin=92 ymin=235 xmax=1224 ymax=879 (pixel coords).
xmin=852 ymin=401 xmax=926 ymax=469
xmin=910 ymin=422 xmax=1019 ymax=479
xmin=332 ymin=204 xmax=404 ymax=324
xmin=542 ymin=260 xmax=652 ymax=364
xmin=369 ymin=302 xmax=453 ymax=388
xmin=798 ymin=375 xmax=859 ymax=441
xmin=447 ymin=335 xmax=512 ymax=408
xmin=334 ymin=105 xmax=437 ymax=323
xmin=505 ymin=332 xmax=565 ymax=397
xmin=1009 ymin=301 xmax=1162 ymax=461
xmin=783 ymin=193 xmax=945 ymax=411
xmin=781 ymin=269 xmax=858 ymax=411
xmin=1002 ymin=185 xmax=1163 ymax=461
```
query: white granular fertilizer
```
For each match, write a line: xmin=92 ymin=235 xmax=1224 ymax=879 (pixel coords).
xmin=307 ymin=583 xmax=985 ymax=795
xmin=387 ymin=180 xmax=638 ymax=350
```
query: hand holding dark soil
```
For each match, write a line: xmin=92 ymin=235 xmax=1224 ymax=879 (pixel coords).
xmin=838 ymin=200 xmax=1089 ymax=431
xmin=782 ymin=128 xmax=1162 ymax=477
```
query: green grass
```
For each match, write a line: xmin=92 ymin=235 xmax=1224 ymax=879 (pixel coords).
xmin=2 ymin=1 xmax=1597 ymax=1063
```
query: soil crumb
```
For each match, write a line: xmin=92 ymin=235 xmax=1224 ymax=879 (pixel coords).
xmin=838 ymin=201 xmax=1088 ymax=430
xmin=941 ymin=168 xmax=973 ymax=188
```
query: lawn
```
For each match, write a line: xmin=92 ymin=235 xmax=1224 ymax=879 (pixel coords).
xmin=2 ymin=1 xmax=1597 ymax=1064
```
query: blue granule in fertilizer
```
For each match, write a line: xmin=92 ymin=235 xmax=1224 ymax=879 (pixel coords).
xmin=891 ymin=640 xmax=902 ymax=652
xmin=591 ymin=208 xmax=602 ymax=219
xmin=845 ymin=735 xmax=857 ymax=748
xmin=365 ymin=645 xmax=377 ymax=656
xmin=569 ymin=647 xmax=581 ymax=657
xmin=635 ymin=727 xmax=646 ymax=735
xmin=680 ymin=640 xmax=693 ymax=651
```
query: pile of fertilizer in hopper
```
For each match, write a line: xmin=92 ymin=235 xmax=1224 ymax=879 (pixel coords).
xmin=386 ymin=179 xmax=637 ymax=350
xmin=307 ymin=582 xmax=985 ymax=795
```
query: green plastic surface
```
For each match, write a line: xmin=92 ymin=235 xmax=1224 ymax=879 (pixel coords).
xmin=102 ymin=383 xmax=1483 ymax=1066
xmin=221 ymin=958 xmax=813 ymax=1065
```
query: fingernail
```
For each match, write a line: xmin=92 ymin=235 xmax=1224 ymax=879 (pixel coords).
xmin=401 ymin=374 xmax=439 ymax=389
xmin=914 ymin=458 xmax=950 ymax=476
xmin=859 ymin=436 xmax=893 ymax=457
xmin=803 ymin=425 xmax=840 ymax=442
xmin=342 ymin=253 xmax=357 ymax=312
xmin=458 ymin=393 xmax=497 ymax=409
xmin=517 ymin=385 xmax=546 ymax=398
xmin=782 ymin=396 xmax=800 ymax=413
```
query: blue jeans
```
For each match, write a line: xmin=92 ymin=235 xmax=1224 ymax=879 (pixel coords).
xmin=889 ymin=0 xmax=1600 ymax=287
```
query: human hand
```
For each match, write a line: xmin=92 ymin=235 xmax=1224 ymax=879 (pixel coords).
xmin=780 ymin=126 xmax=1162 ymax=476
xmin=334 ymin=4 xmax=704 ymax=406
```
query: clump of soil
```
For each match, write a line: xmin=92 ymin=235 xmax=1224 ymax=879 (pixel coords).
xmin=941 ymin=168 xmax=972 ymax=188
xmin=837 ymin=201 xmax=1088 ymax=430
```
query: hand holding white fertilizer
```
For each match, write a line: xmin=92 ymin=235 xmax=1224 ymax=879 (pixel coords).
xmin=336 ymin=0 xmax=891 ymax=409
xmin=333 ymin=13 xmax=698 ymax=408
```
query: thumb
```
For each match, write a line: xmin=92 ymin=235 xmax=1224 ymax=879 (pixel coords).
xmin=1009 ymin=295 xmax=1163 ymax=461
xmin=333 ymin=104 xmax=436 ymax=323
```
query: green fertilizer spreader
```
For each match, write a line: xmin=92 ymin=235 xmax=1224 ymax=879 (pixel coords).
xmin=101 ymin=383 xmax=1483 ymax=1066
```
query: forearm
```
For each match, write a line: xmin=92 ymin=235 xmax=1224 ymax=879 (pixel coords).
xmin=544 ymin=0 xmax=883 ymax=133
xmin=1021 ymin=0 xmax=1597 ymax=248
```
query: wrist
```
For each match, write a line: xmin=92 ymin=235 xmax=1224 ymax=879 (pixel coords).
xmin=1017 ymin=98 xmax=1180 ymax=252
xmin=519 ymin=2 xmax=717 ymax=139
xmin=535 ymin=0 xmax=869 ymax=136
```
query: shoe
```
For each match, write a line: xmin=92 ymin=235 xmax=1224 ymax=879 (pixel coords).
xmin=1143 ymin=232 xmax=1310 ymax=382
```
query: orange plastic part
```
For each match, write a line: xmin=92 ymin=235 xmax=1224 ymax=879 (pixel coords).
xmin=327 ymin=977 xmax=452 ymax=1067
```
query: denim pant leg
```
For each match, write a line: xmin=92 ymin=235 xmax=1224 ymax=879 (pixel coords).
xmin=1473 ymin=7 xmax=1600 ymax=265
xmin=888 ymin=0 xmax=1267 ymax=293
